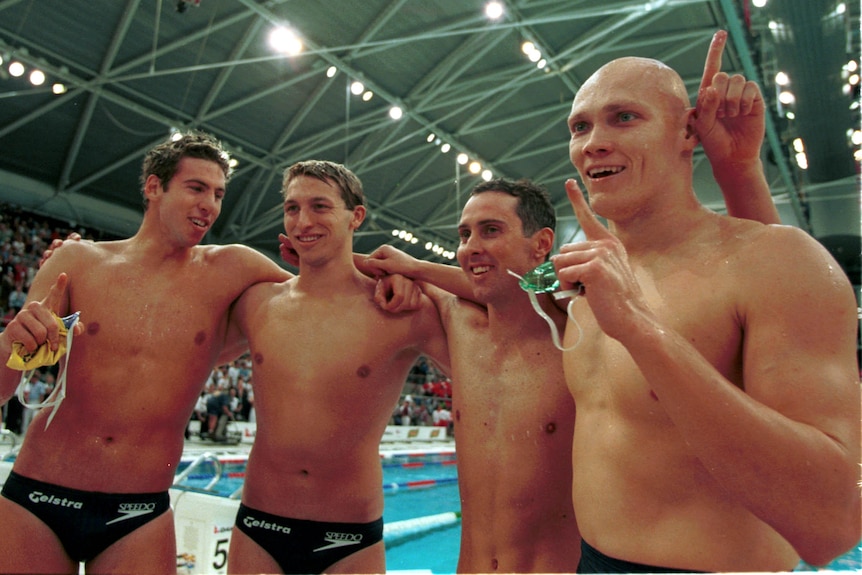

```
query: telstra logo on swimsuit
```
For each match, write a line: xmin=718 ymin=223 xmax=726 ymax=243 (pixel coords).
xmin=243 ymin=515 xmax=291 ymax=534
xmin=28 ymin=491 xmax=83 ymax=508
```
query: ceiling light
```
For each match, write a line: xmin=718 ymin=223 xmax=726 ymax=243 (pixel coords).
xmin=851 ymin=130 xmax=862 ymax=146
xmin=269 ymin=27 xmax=303 ymax=55
xmin=52 ymin=83 xmax=66 ymax=95
xmin=362 ymin=90 xmax=373 ymax=101
xmin=350 ymin=81 xmax=364 ymax=95
xmin=29 ymin=69 xmax=45 ymax=86
xmin=440 ymin=143 xmax=451 ymax=153
xmin=794 ymin=151 xmax=808 ymax=170
xmin=778 ymin=90 xmax=795 ymax=105
xmin=425 ymin=241 xmax=433 ymax=250
xmin=468 ymin=161 xmax=481 ymax=174
xmin=457 ymin=153 xmax=469 ymax=165
xmin=521 ymin=41 xmax=536 ymax=56
xmin=389 ymin=106 xmax=403 ymax=120
xmin=326 ymin=66 xmax=337 ymax=78
xmin=792 ymin=138 xmax=805 ymax=153
xmin=775 ymin=71 xmax=790 ymax=86
xmin=392 ymin=230 xmax=399 ymax=236
xmin=426 ymin=133 xmax=436 ymax=143
xmin=8 ymin=61 xmax=24 ymax=77
xmin=847 ymin=60 xmax=858 ymax=73
xmin=481 ymin=169 xmax=493 ymax=181
xmin=752 ymin=0 xmax=767 ymax=7
xmin=848 ymin=74 xmax=859 ymax=86
xmin=485 ymin=1 xmax=504 ymax=20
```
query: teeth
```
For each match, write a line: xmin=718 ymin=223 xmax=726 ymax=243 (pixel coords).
xmin=296 ymin=234 xmax=322 ymax=243
xmin=588 ymin=166 xmax=623 ymax=178
xmin=472 ymin=265 xmax=491 ymax=274
xmin=191 ymin=218 xmax=207 ymax=227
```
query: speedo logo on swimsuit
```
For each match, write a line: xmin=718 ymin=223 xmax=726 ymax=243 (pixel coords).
xmin=105 ymin=502 xmax=157 ymax=525
xmin=313 ymin=531 xmax=363 ymax=553
xmin=28 ymin=491 xmax=83 ymax=509
xmin=243 ymin=515 xmax=291 ymax=534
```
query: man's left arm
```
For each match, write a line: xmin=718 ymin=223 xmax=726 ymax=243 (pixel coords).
xmin=693 ymin=30 xmax=781 ymax=224
xmin=624 ymin=229 xmax=859 ymax=566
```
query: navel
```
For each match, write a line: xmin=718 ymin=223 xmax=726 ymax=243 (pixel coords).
xmin=193 ymin=331 xmax=206 ymax=345
xmin=491 ymin=558 xmax=498 ymax=571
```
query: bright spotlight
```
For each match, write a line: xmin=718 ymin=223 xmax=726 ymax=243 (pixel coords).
xmin=468 ymin=161 xmax=481 ymax=174
xmin=8 ymin=61 xmax=24 ymax=77
xmin=775 ymin=71 xmax=789 ymax=86
xmin=481 ymin=169 xmax=493 ymax=181
xmin=440 ymin=143 xmax=451 ymax=153
xmin=350 ymin=81 xmax=365 ymax=95
xmin=778 ymin=90 xmax=795 ymax=105
xmin=389 ymin=106 xmax=403 ymax=120
xmin=457 ymin=153 xmax=469 ymax=165
xmin=52 ymin=83 xmax=66 ymax=94
xmin=29 ymin=69 xmax=45 ymax=86
xmin=362 ymin=90 xmax=374 ymax=101
xmin=485 ymin=1 xmax=504 ymax=20
xmin=269 ymin=27 xmax=303 ymax=55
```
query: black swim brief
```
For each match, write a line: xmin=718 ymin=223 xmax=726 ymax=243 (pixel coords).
xmin=578 ymin=539 xmax=707 ymax=573
xmin=1 ymin=470 xmax=170 ymax=563
xmin=234 ymin=503 xmax=384 ymax=574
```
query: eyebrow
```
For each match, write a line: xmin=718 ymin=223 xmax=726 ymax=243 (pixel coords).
xmin=184 ymin=178 xmax=225 ymax=193
xmin=458 ymin=218 xmax=506 ymax=230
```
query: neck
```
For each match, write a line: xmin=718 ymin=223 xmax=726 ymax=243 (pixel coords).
xmin=486 ymin=286 xmax=562 ymax=338
xmin=609 ymin=190 xmax=709 ymax=256
xmin=295 ymin=248 xmax=363 ymax=294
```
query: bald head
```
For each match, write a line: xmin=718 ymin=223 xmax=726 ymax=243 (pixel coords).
xmin=577 ymin=57 xmax=691 ymax=117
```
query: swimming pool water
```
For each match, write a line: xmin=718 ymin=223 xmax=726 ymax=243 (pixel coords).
xmin=175 ymin=453 xmax=463 ymax=573
xmin=173 ymin=453 xmax=861 ymax=574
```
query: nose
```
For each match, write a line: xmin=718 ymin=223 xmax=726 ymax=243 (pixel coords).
xmin=581 ymin=124 xmax=613 ymax=157
xmin=199 ymin=191 xmax=218 ymax=215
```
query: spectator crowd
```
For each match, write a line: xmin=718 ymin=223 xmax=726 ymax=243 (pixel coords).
xmin=0 ymin=203 xmax=453 ymax=438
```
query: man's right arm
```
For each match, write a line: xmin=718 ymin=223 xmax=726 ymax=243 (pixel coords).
xmin=0 ymin=254 xmax=77 ymax=405
xmin=362 ymin=245 xmax=477 ymax=303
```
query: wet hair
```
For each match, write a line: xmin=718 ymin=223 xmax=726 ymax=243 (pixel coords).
xmin=282 ymin=160 xmax=366 ymax=210
xmin=140 ymin=131 xmax=232 ymax=209
xmin=470 ymin=178 xmax=556 ymax=236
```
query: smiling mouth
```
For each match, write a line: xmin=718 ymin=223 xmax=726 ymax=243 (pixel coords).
xmin=470 ymin=265 xmax=492 ymax=275
xmin=190 ymin=218 xmax=208 ymax=228
xmin=587 ymin=166 xmax=624 ymax=179
xmin=295 ymin=234 xmax=323 ymax=243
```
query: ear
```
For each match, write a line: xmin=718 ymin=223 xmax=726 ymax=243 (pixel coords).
xmin=531 ymin=227 xmax=555 ymax=261
xmin=143 ymin=174 xmax=164 ymax=203
xmin=349 ymin=205 xmax=367 ymax=231
xmin=683 ymin=108 xmax=700 ymax=147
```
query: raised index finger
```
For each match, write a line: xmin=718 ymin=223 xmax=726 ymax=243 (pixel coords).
xmin=42 ymin=272 xmax=70 ymax=314
xmin=565 ymin=179 xmax=611 ymax=241
xmin=699 ymin=30 xmax=727 ymax=96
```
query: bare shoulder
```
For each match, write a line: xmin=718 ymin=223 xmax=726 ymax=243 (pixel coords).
xmin=196 ymin=243 xmax=292 ymax=283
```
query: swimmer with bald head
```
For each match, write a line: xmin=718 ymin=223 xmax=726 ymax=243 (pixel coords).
xmin=553 ymin=34 xmax=861 ymax=573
